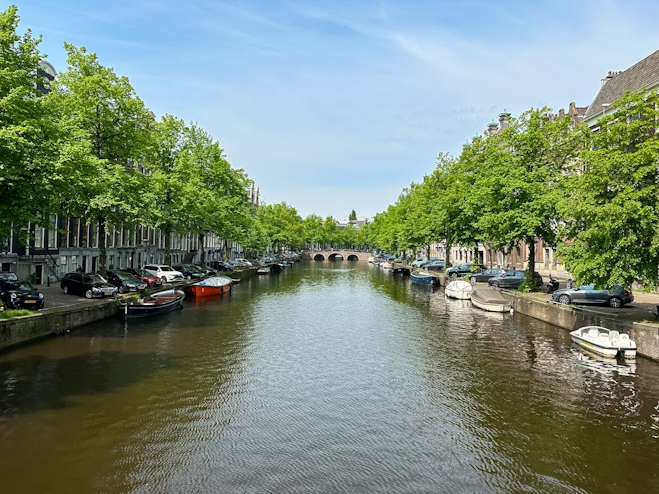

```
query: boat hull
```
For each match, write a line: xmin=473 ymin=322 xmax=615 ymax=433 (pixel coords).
xmin=120 ymin=291 xmax=185 ymax=318
xmin=410 ymin=272 xmax=440 ymax=286
xmin=570 ymin=327 xmax=637 ymax=359
xmin=445 ymin=280 xmax=472 ymax=300
xmin=470 ymin=289 xmax=511 ymax=312
xmin=187 ymin=283 xmax=231 ymax=298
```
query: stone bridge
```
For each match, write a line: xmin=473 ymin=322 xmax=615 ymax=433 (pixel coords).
xmin=300 ymin=251 xmax=372 ymax=262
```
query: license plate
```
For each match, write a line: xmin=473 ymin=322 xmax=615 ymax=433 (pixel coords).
xmin=139 ymin=286 xmax=146 ymax=291
xmin=24 ymin=300 xmax=36 ymax=304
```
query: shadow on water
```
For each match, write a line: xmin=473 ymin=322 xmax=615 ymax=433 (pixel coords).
xmin=0 ymin=351 xmax=176 ymax=416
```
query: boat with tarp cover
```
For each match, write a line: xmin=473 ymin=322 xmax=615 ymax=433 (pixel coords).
xmin=186 ymin=276 xmax=232 ymax=298
xmin=470 ymin=288 xmax=512 ymax=312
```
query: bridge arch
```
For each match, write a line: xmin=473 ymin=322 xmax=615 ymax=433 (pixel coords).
xmin=328 ymin=253 xmax=344 ymax=261
xmin=347 ymin=254 xmax=359 ymax=261
xmin=314 ymin=254 xmax=325 ymax=261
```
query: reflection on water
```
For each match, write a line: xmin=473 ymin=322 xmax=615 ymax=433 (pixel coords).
xmin=0 ymin=262 xmax=658 ymax=493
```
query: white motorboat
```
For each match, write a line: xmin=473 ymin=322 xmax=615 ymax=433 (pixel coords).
xmin=380 ymin=262 xmax=393 ymax=269
xmin=445 ymin=280 xmax=472 ymax=300
xmin=570 ymin=326 xmax=636 ymax=359
xmin=470 ymin=288 xmax=512 ymax=312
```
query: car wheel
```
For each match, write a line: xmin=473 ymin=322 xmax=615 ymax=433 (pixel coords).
xmin=119 ymin=285 xmax=126 ymax=294
xmin=63 ymin=286 xmax=69 ymax=295
xmin=491 ymin=281 xmax=500 ymax=288
xmin=450 ymin=273 xmax=458 ymax=279
xmin=161 ymin=277 xmax=168 ymax=283
xmin=609 ymin=297 xmax=622 ymax=308
xmin=558 ymin=295 xmax=571 ymax=305
xmin=85 ymin=290 xmax=93 ymax=299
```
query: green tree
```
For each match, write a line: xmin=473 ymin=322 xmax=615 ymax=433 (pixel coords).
xmin=558 ymin=90 xmax=659 ymax=288
xmin=0 ymin=6 xmax=63 ymax=238
xmin=257 ymin=202 xmax=303 ymax=252
xmin=471 ymin=109 xmax=588 ymax=280
xmin=302 ymin=214 xmax=324 ymax=248
xmin=349 ymin=209 xmax=357 ymax=221
xmin=50 ymin=43 xmax=153 ymax=275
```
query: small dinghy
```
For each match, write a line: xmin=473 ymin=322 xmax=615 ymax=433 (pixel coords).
xmin=257 ymin=266 xmax=271 ymax=275
xmin=445 ymin=280 xmax=472 ymax=300
xmin=570 ymin=326 xmax=636 ymax=359
xmin=470 ymin=288 xmax=512 ymax=312
xmin=380 ymin=261 xmax=393 ymax=269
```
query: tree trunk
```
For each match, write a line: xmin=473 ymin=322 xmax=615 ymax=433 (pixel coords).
xmin=164 ymin=225 xmax=171 ymax=266
xmin=98 ymin=215 xmax=107 ymax=276
xmin=527 ymin=237 xmax=535 ymax=276
xmin=445 ymin=242 xmax=452 ymax=267
xmin=199 ymin=232 xmax=205 ymax=263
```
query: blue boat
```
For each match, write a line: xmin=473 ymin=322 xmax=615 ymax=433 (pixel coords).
xmin=410 ymin=271 xmax=440 ymax=286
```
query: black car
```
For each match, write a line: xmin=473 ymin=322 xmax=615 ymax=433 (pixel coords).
xmin=209 ymin=261 xmax=233 ymax=272
xmin=194 ymin=263 xmax=217 ymax=276
xmin=470 ymin=268 xmax=507 ymax=283
xmin=105 ymin=270 xmax=148 ymax=293
xmin=0 ymin=279 xmax=44 ymax=310
xmin=0 ymin=272 xmax=19 ymax=281
xmin=173 ymin=264 xmax=203 ymax=280
xmin=60 ymin=272 xmax=118 ymax=299
xmin=446 ymin=263 xmax=485 ymax=278
xmin=488 ymin=270 xmax=543 ymax=289
xmin=421 ymin=260 xmax=446 ymax=271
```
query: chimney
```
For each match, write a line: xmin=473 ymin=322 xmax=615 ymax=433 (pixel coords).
xmin=601 ymin=70 xmax=617 ymax=87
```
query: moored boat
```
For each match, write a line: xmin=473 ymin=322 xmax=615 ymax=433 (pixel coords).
xmin=410 ymin=271 xmax=440 ymax=286
xmin=570 ymin=326 xmax=636 ymax=359
xmin=186 ymin=276 xmax=232 ymax=298
xmin=257 ymin=266 xmax=271 ymax=275
xmin=119 ymin=289 xmax=185 ymax=318
xmin=380 ymin=261 xmax=393 ymax=269
xmin=392 ymin=267 xmax=410 ymax=275
xmin=470 ymin=288 xmax=512 ymax=312
xmin=445 ymin=280 xmax=472 ymax=300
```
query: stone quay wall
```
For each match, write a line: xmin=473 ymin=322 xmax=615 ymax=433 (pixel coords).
xmin=0 ymin=298 xmax=119 ymax=351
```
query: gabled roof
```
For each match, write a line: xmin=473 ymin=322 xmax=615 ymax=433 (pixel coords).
xmin=584 ymin=49 xmax=659 ymax=121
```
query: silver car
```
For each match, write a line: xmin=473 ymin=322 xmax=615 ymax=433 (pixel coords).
xmin=551 ymin=284 xmax=633 ymax=308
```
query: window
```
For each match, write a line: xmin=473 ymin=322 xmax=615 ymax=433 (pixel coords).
xmin=47 ymin=214 xmax=57 ymax=248
xmin=34 ymin=224 xmax=44 ymax=248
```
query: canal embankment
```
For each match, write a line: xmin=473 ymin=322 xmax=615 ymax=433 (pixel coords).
xmin=0 ymin=266 xmax=260 ymax=351
xmin=402 ymin=267 xmax=659 ymax=360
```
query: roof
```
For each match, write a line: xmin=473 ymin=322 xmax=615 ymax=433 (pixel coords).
xmin=584 ymin=49 xmax=659 ymax=121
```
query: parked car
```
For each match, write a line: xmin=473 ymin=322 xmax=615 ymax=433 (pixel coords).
xmin=488 ymin=270 xmax=543 ymax=289
xmin=470 ymin=268 xmax=507 ymax=283
xmin=104 ymin=270 xmax=148 ymax=293
xmin=194 ymin=263 xmax=217 ymax=276
xmin=411 ymin=258 xmax=428 ymax=267
xmin=119 ymin=268 xmax=163 ymax=288
xmin=0 ymin=272 xmax=18 ymax=281
xmin=551 ymin=284 xmax=634 ymax=308
xmin=446 ymin=263 xmax=484 ymax=278
xmin=0 ymin=279 xmax=44 ymax=310
xmin=60 ymin=273 xmax=118 ymax=299
xmin=209 ymin=261 xmax=234 ymax=272
xmin=143 ymin=264 xmax=184 ymax=283
xmin=234 ymin=258 xmax=253 ymax=267
xmin=421 ymin=260 xmax=446 ymax=271
xmin=173 ymin=264 xmax=203 ymax=280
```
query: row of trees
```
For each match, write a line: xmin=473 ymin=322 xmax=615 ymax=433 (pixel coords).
xmin=1 ymin=6 xmax=265 ymax=274
xmin=257 ymin=203 xmax=367 ymax=252
xmin=368 ymin=92 xmax=659 ymax=289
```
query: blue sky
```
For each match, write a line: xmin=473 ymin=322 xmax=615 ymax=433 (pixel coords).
xmin=17 ymin=0 xmax=659 ymax=219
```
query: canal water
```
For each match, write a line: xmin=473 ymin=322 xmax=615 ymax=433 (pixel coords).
xmin=1 ymin=262 xmax=658 ymax=493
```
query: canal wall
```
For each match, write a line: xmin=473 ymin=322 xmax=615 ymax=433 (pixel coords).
xmin=499 ymin=290 xmax=659 ymax=360
xmin=0 ymin=298 xmax=119 ymax=350
xmin=0 ymin=267 xmax=262 ymax=352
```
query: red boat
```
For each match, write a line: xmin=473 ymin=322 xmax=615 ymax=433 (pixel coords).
xmin=186 ymin=276 xmax=232 ymax=298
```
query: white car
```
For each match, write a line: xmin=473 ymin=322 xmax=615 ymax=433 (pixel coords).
xmin=411 ymin=258 xmax=428 ymax=267
xmin=143 ymin=264 xmax=184 ymax=283
xmin=234 ymin=258 xmax=253 ymax=267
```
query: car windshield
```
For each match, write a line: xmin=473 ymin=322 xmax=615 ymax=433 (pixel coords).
xmin=136 ymin=270 xmax=152 ymax=277
xmin=6 ymin=281 xmax=34 ymax=291
xmin=116 ymin=272 xmax=133 ymax=281
xmin=161 ymin=266 xmax=174 ymax=272
xmin=84 ymin=274 xmax=106 ymax=283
